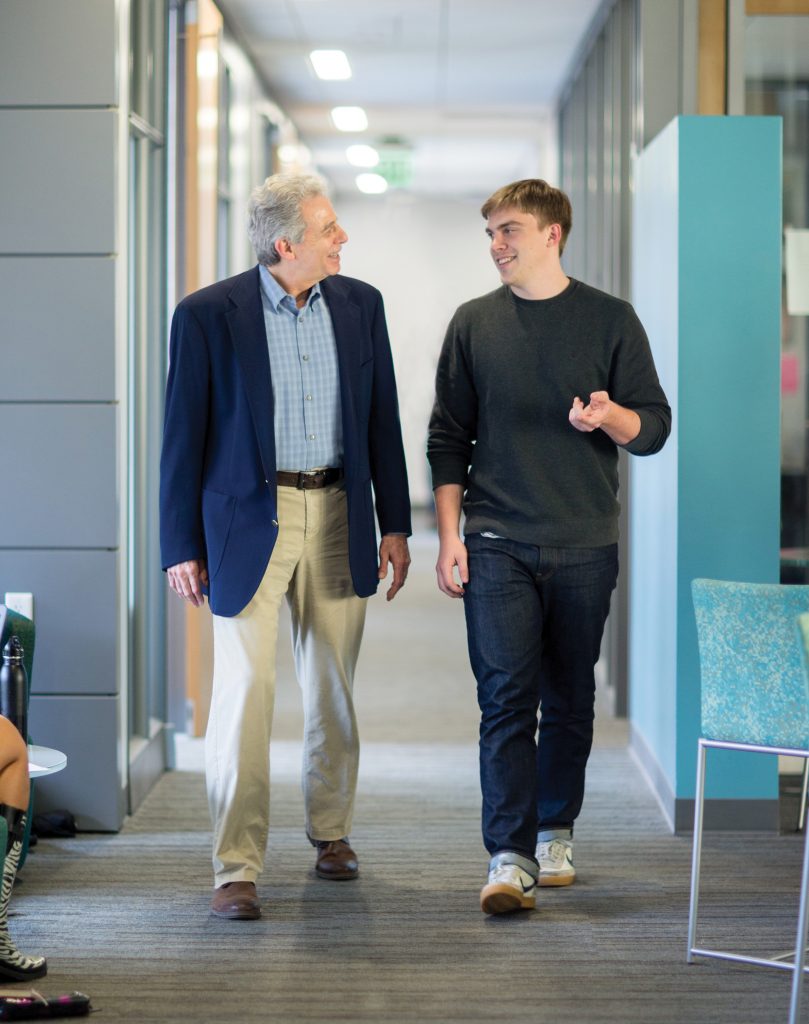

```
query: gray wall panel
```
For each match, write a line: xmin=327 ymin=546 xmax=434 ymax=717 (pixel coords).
xmin=0 ymin=0 xmax=117 ymax=107
xmin=29 ymin=695 xmax=124 ymax=831
xmin=0 ymin=111 xmax=117 ymax=254
xmin=0 ymin=258 xmax=116 ymax=401
xmin=0 ymin=404 xmax=117 ymax=547
xmin=0 ymin=550 xmax=118 ymax=696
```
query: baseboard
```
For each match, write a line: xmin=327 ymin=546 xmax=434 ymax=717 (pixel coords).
xmin=129 ymin=723 xmax=174 ymax=813
xmin=629 ymin=721 xmax=676 ymax=830
xmin=629 ymin=723 xmax=779 ymax=833
xmin=673 ymin=797 xmax=779 ymax=832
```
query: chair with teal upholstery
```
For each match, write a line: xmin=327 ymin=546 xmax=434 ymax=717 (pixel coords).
xmin=0 ymin=605 xmax=35 ymax=869
xmin=688 ymin=578 xmax=809 ymax=1024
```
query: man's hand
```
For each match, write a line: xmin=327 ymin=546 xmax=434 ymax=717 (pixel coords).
xmin=167 ymin=559 xmax=209 ymax=607
xmin=569 ymin=391 xmax=641 ymax=445
xmin=378 ymin=535 xmax=411 ymax=601
xmin=436 ymin=536 xmax=468 ymax=598
xmin=569 ymin=391 xmax=611 ymax=432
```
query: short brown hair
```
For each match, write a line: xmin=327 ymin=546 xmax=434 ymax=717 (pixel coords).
xmin=481 ymin=179 xmax=572 ymax=254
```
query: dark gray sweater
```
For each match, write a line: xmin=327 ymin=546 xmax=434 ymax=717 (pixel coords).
xmin=427 ymin=279 xmax=671 ymax=547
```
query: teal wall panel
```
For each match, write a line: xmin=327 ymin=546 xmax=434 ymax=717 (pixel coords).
xmin=630 ymin=116 xmax=782 ymax=826
xmin=677 ymin=117 xmax=781 ymax=800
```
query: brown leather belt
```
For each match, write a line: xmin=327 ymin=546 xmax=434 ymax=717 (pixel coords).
xmin=276 ymin=468 xmax=343 ymax=490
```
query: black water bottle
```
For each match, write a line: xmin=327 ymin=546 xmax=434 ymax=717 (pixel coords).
xmin=0 ymin=636 xmax=28 ymax=743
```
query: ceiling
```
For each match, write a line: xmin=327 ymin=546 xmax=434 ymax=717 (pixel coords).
xmin=217 ymin=0 xmax=605 ymax=198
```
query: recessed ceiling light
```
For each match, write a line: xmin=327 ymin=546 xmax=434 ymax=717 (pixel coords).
xmin=356 ymin=173 xmax=388 ymax=195
xmin=309 ymin=50 xmax=352 ymax=80
xmin=331 ymin=106 xmax=368 ymax=132
xmin=346 ymin=144 xmax=379 ymax=168
xmin=196 ymin=49 xmax=218 ymax=80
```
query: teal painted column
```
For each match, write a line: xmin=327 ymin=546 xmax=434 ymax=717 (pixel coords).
xmin=629 ymin=116 xmax=782 ymax=831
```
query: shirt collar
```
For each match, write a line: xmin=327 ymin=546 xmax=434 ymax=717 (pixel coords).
xmin=259 ymin=264 xmax=323 ymax=313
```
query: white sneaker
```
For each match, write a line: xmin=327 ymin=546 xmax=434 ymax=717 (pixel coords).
xmin=480 ymin=862 xmax=536 ymax=915
xmin=537 ymin=837 xmax=575 ymax=887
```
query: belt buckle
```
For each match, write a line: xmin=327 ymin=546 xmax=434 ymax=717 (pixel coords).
xmin=297 ymin=470 xmax=321 ymax=489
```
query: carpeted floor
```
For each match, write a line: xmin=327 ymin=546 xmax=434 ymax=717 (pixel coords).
xmin=13 ymin=532 xmax=809 ymax=1022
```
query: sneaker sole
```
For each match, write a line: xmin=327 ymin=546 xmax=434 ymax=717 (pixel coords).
xmin=480 ymin=883 xmax=536 ymax=915
xmin=538 ymin=872 xmax=575 ymax=888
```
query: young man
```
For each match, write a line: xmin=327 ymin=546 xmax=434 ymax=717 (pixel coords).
xmin=161 ymin=174 xmax=411 ymax=919
xmin=427 ymin=179 xmax=670 ymax=915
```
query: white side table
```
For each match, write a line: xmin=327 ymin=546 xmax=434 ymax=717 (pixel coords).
xmin=28 ymin=744 xmax=67 ymax=778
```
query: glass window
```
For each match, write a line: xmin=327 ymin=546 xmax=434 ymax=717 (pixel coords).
xmin=128 ymin=0 xmax=168 ymax=786
xmin=744 ymin=14 xmax=809 ymax=573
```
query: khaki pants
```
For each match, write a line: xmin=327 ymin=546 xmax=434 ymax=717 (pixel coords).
xmin=206 ymin=483 xmax=367 ymax=886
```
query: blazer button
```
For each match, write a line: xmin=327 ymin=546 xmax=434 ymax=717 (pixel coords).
xmin=272 ymin=519 xmax=279 ymax=528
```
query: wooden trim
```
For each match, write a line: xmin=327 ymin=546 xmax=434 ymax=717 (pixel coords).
xmin=183 ymin=18 xmax=199 ymax=298
xmin=746 ymin=0 xmax=809 ymax=15
xmin=699 ymin=0 xmax=728 ymax=115
xmin=182 ymin=0 xmax=223 ymax=736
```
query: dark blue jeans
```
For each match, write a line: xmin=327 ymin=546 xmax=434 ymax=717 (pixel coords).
xmin=463 ymin=534 xmax=619 ymax=859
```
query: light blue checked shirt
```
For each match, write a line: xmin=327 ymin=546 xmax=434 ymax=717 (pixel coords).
xmin=258 ymin=265 xmax=343 ymax=471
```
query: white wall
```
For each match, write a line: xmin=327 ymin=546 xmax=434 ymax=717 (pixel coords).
xmin=337 ymin=194 xmax=499 ymax=506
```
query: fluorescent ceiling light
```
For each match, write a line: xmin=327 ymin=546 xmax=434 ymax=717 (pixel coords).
xmin=196 ymin=49 xmax=218 ymax=80
xmin=310 ymin=49 xmax=352 ymax=80
xmin=197 ymin=106 xmax=218 ymax=130
xmin=356 ymin=173 xmax=388 ymax=195
xmin=331 ymin=106 xmax=368 ymax=132
xmin=346 ymin=144 xmax=379 ymax=168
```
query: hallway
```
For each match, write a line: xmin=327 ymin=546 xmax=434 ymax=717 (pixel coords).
xmin=15 ymin=531 xmax=809 ymax=1022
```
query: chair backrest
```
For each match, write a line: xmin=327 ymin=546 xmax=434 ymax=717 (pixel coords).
xmin=691 ymin=578 xmax=809 ymax=749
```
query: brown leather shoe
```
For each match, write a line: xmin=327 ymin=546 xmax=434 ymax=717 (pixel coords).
xmin=314 ymin=838 xmax=359 ymax=880
xmin=210 ymin=881 xmax=261 ymax=919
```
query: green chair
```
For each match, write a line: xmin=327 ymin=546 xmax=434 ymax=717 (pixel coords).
xmin=0 ymin=605 xmax=35 ymax=868
xmin=688 ymin=578 xmax=809 ymax=1024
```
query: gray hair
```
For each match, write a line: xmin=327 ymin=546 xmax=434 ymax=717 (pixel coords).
xmin=247 ymin=173 xmax=329 ymax=266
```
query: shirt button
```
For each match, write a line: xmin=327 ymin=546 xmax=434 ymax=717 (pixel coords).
xmin=302 ymin=355 xmax=310 ymax=361
xmin=308 ymin=434 xmax=316 ymax=440
xmin=305 ymin=394 xmax=312 ymax=401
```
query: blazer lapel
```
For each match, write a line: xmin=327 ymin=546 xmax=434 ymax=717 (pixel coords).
xmin=322 ymin=276 xmax=362 ymax=476
xmin=225 ymin=266 xmax=277 ymax=478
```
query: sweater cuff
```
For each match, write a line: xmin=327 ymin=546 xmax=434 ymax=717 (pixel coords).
xmin=428 ymin=459 xmax=469 ymax=490
xmin=622 ymin=410 xmax=666 ymax=456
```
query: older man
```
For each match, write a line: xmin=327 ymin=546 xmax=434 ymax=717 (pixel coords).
xmin=161 ymin=174 xmax=411 ymax=919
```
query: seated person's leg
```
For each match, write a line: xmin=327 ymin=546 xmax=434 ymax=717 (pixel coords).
xmin=0 ymin=715 xmax=46 ymax=980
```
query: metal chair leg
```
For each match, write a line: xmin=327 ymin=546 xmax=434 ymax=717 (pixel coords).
xmin=798 ymin=759 xmax=809 ymax=833
xmin=687 ymin=740 xmax=707 ymax=963
xmin=789 ymin=798 xmax=809 ymax=1024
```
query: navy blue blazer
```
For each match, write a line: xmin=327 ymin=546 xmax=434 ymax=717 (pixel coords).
xmin=159 ymin=266 xmax=411 ymax=617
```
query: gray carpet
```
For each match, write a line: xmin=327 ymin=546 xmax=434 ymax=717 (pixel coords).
xmin=14 ymin=532 xmax=809 ymax=1022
